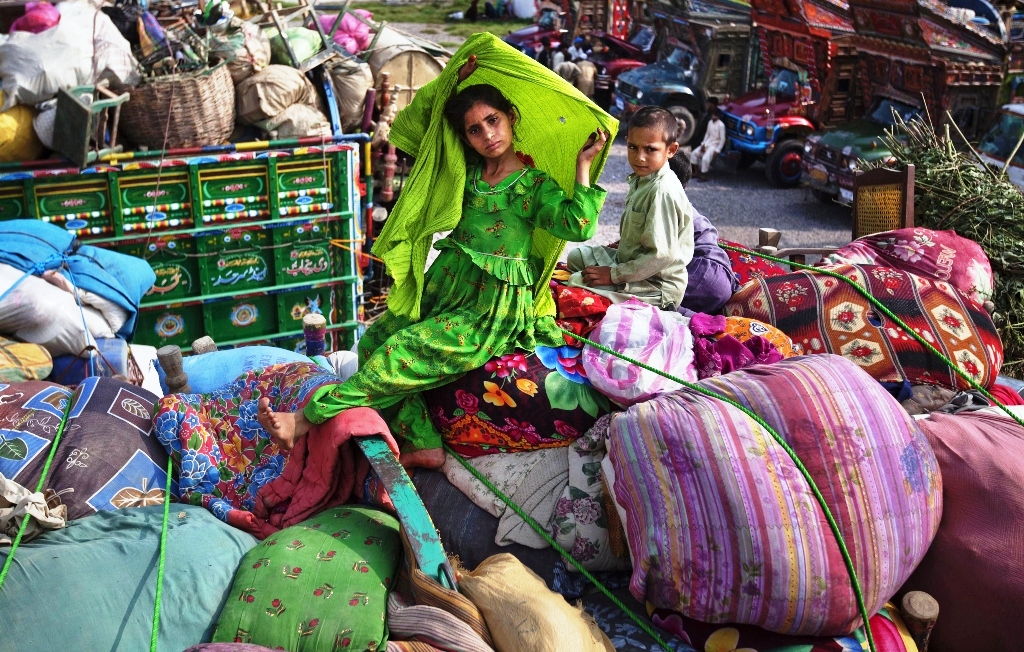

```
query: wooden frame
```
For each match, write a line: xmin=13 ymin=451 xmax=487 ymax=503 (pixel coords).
xmin=851 ymin=163 xmax=915 ymax=240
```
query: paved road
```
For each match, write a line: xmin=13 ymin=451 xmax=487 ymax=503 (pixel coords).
xmin=565 ymin=136 xmax=853 ymax=260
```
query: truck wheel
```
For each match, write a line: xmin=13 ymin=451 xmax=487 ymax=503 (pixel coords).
xmin=666 ymin=105 xmax=697 ymax=146
xmin=737 ymin=152 xmax=757 ymax=170
xmin=765 ymin=140 xmax=805 ymax=188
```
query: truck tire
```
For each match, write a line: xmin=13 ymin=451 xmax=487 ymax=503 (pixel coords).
xmin=666 ymin=105 xmax=697 ymax=146
xmin=765 ymin=139 xmax=805 ymax=188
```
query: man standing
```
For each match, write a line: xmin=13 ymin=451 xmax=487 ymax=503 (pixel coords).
xmin=689 ymin=107 xmax=725 ymax=181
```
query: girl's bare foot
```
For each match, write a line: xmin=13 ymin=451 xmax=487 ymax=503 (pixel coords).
xmin=257 ymin=397 xmax=312 ymax=451
xmin=399 ymin=447 xmax=445 ymax=470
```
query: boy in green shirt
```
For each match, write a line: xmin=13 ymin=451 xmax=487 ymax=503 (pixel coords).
xmin=567 ymin=106 xmax=695 ymax=310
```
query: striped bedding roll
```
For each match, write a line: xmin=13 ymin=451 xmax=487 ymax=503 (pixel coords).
xmin=605 ymin=354 xmax=942 ymax=636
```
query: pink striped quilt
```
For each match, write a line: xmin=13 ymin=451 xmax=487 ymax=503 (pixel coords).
xmin=605 ymin=354 xmax=942 ymax=636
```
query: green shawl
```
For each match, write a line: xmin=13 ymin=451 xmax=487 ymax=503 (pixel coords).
xmin=376 ymin=32 xmax=618 ymax=321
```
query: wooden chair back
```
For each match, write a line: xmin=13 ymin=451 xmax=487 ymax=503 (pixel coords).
xmin=851 ymin=164 xmax=915 ymax=240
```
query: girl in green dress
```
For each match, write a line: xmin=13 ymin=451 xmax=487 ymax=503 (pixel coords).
xmin=258 ymin=55 xmax=608 ymax=468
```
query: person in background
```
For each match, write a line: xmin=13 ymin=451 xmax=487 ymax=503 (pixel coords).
xmin=466 ymin=0 xmax=479 ymax=22
xmin=566 ymin=106 xmax=694 ymax=310
xmin=668 ymin=153 xmax=739 ymax=314
xmin=689 ymin=107 xmax=725 ymax=181
xmin=537 ymin=36 xmax=553 ymax=68
xmin=568 ymin=36 xmax=589 ymax=61
xmin=550 ymin=41 xmax=567 ymax=70
xmin=690 ymin=95 xmax=718 ymax=149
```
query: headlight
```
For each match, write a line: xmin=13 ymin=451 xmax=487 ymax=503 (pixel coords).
xmin=635 ymin=90 xmax=643 ymax=100
xmin=804 ymin=141 xmax=813 ymax=153
xmin=614 ymin=80 xmax=620 ymax=90
xmin=846 ymin=157 xmax=858 ymax=171
xmin=743 ymin=123 xmax=755 ymax=137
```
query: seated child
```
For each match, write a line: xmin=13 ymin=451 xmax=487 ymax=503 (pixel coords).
xmin=567 ymin=105 xmax=694 ymax=310
xmin=668 ymin=154 xmax=740 ymax=315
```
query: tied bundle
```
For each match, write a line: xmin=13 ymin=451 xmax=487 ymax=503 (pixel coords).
xmin=873 ymin=112 xmax=1024 ymax=375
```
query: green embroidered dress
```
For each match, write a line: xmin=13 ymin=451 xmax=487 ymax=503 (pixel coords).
xmin=303 ymin=165 xmax=606 ymax=450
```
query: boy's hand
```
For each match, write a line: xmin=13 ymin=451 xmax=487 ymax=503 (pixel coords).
xmin=458 ymin=55 xmax=478 ymax=83
xmin=577 ymin=128 xmax=608 ymax=165
xmin=582 ymin=265 xmax=613 ymax=287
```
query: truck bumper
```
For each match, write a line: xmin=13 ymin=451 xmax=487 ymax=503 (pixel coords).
xmin=727 ymin=136 xmax=770 ymax=157
xmin=803 ymin=160 xmax=855 ymax=204
xmin=610 ymin=93 xmax=639 ymax=120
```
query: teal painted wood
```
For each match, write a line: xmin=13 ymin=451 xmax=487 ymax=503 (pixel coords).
xmin=356 ymin=436 xmax=457 ymax=592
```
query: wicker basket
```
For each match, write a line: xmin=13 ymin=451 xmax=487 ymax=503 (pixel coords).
xmin=119 ymin=62 xmax=236 ymax=149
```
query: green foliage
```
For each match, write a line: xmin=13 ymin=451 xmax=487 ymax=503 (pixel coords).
xmin=876 ymin=114 xmax=1024 ymax=375
xmin=352 ymin=0 xmax=530 ymax=39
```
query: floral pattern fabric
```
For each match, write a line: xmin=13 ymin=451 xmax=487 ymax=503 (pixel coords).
xmin=423 ymin=346 xmax=610 ymax=457
xmin=726 ymin=263 xmax=1004 ymax=390
xmin=822 ymin=227 xmax=994 ymax=307
xmin=212 ymin=506 xmax=401 ymax=652
xmin=303 ymin=165 xmax=604 ymax=452
xmin=718 ymin=240 xmax=787 ymax=287
xmin=154 ymin=363 xmax=340 ymax=532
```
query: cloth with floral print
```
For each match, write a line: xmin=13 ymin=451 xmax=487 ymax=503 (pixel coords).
xmin=718 ymin=240 xmax=787 ymax=287
xmin=726 ymin=263 xmax=1004 ymax=390
xmin=304 ymin=163 xmax=605 ymax=453
xmin=154 ymin=362 xmax=343 ymax=536
xmin=212 ymin=506 xmax=401 ymax=652
xmin=423 ymin=346 xmax=610 ymax=457
xmin=554 ymin=413 xmax=631 ymax=572
xmin=822 ymin=227 xmax=993 ymax=307
xmin=688 ymin=314 xmax=795 ymax=380
xmin=441 ymin=447 xmax=569 ymax=548
xmin=647 ymin=602 xmax=917 ymax=652
xmin=550 ymin=280 xmax=613 ymax=346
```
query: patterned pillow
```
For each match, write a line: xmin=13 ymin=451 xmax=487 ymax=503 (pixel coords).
xmin=45 ymin=377 xmax=171 ymax=520
xmin=718 ymin=239 xmax=787 ymax=287
xmin=0 ymin=381 xmax=72 ymax=490
xmin=822 ymin=228 xmax=994 ymax=307
xmin=213 ymin=506 xmax=401 ymax=651
xmin=423 ymin=347 xmax=611 ymax=457
xmin=721 ymin=316 xmax=796 ymax=357
xmin=725 ymin=263 xmax=1004 ymax=390
xmin=0 ymin=336 xmax=51 ymax=382
xmin=606 ymin=355 xmax=941 ymax=636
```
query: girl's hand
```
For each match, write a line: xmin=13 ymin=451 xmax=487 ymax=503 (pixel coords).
xmin=577 ymin=128 xmax=608 ymax=165
xmin=458 ymin=55 xmax=478 ymax=83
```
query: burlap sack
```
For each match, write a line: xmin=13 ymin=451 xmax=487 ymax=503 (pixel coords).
xmin=329 ymin=58 xmax=373 ymax=132
xmin=235 ymin=65 xmax=319 ymax=126
xmin=457 ymin=553 xmax=615 ymax=652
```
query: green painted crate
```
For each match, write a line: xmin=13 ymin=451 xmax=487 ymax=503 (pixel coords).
xmin=203 ymin=294 xmax=277 ymax=343
xmin=120 ymin=235 xmax=201 ymax=302
xmin=34 ymin=175 xmax=115 ymax=237
xmin=272 ymin=221 xmax=334 ymax=286
xmin=136 ymin=304 xmax=205 ymax=349
xmin=197 ymin=227 xmax=275 ymax=296
xmin=276 ymin=285 xmax=337 ymax=335
xmin=275 ymin=158 xmax=335 ymax=218
xmin=197 ymin=163 xmax=271 ymax=226
xmin=116 ymin=169 xmax=194 ymax=234
xmin=0 ymin=184 xmax=28 ymax=221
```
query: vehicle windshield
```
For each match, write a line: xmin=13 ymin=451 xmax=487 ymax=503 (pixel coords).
xmin=978 ymin=111 xmax=1024 ymax=166
xmin=630 ymin=25 xmax=656 ymax=51
xmin=666 ymin=48 xmax=695 ymax=69
xmin=866 ymin=98 xmax=920 ymax=125
xmin=768 ymin=69 xmax=799 ymax=100
xmin=537 ymin=9 xmax=558 ymax=29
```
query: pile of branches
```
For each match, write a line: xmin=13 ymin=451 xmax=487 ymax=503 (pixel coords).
xmin=877 ymin=114 xmax=1024 ymax=375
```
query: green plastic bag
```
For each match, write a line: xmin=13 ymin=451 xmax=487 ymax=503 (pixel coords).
xmin=265 ymin=26 xmax=324 ymax=66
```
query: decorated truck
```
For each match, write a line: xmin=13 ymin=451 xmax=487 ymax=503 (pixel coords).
xmin=803 ymin=0 xmax=1006 ymax=203
xmin=978 ymin=103 xmax=1024 ymax=190
xmin=610 ymin=0 xmax=752 ymax=145
xmin=719 ymin=0 xmax=858 ymax=187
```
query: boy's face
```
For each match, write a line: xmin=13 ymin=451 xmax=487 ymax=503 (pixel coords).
xmin=626 ymin=125 xmax=679 ymax=177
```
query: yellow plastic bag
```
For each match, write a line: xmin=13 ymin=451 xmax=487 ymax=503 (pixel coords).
xmin=457 ymin=553 xmax=615 ymax=652
xmin=0 ymin=91 xmax=43 ymax=162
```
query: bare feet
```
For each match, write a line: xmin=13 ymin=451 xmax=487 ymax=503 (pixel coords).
xmin=399 ymin=447 xmax=445 ymax=470
xmin=257 ymin=397 xmax=312 ymax=452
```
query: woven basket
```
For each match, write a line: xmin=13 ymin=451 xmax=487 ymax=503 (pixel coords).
xmin=119 ymin=62 xmax=236 ymax=149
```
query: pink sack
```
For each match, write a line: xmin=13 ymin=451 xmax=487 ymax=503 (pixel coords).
xmin=821 ymin=227 xmax=994 ymax=307
xmin=10 ymin=1 xmax=60 ymax=34
xmin=319 ymin=9 xmax=373 ymax=54
xmin=581 ymin=298 xmax=696 ymax=407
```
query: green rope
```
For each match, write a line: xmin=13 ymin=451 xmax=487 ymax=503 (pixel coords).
xmin=443 ymin=443 xmax=678 ymax=652
xmin=150 ymin=456 xmax=174 ymax=652
xmin=556 ymin=328 xmax=877 ymax=652
xmin=718 ymin=242 xmax=1024 ymax=431
xmin=0 ymin=389 xmax=74 ymax=592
